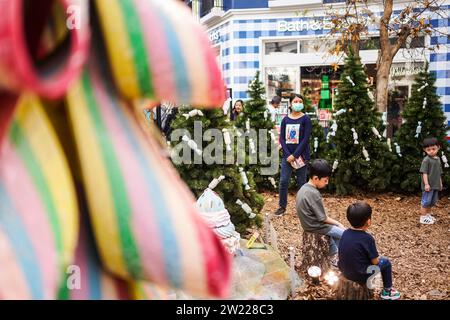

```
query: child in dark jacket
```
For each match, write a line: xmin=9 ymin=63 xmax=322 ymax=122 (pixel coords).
xmin=338 ymin=202 xmax=401 ymax=300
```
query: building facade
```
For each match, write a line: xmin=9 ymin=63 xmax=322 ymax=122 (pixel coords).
xmin=187 ymin=0 xmax=450 ymax=136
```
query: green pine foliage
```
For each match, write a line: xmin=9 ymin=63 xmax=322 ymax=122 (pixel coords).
xmin=302 ymin=87 xmax=331 ymax=161
xmin=330 ymin=50 xmax=398 ymax=195
xmin=170 ymin=106 xmax=264 ymax=234
xmin=235 ymin=71 xmax=277 ymax=191
xmin=394 ymin=64 xmax=450 ymax=193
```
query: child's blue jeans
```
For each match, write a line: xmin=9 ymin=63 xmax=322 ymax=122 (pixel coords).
xmin=326 ymin=225 xmax=344 ymax=256
xmin=421 ymin=190 xmax=439 ymax=208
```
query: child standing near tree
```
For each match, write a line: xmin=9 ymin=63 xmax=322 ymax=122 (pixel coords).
xmin=419 ymin=137 xmax=443 ymax=225
xmin=275 ymin=93 xmax=312 ymax=216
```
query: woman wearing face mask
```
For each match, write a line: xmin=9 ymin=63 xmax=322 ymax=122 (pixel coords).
xmin=275 ymin=93 xmax=312 ymax=216
xmin=230 ymin=100 xmax=244 ymax=121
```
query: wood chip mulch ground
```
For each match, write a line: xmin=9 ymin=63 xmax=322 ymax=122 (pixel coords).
xmin=259 ymin=191 xmax=450 ymax=300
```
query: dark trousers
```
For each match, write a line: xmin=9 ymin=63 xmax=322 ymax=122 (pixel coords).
xmin=278 ymin=157 xmax=307 ymax=209
xmin=378 ymin=257 xmax=393 ymax=289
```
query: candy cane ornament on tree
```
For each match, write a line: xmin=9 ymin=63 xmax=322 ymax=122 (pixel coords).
xmin=351 ymin=128 xmax=359 ymax=145
xmin=236 ymin=199 xmax=256 ymax=219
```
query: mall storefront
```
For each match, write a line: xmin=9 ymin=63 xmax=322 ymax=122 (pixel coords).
xmin=204 ymin=4 xmax=450 ymax=136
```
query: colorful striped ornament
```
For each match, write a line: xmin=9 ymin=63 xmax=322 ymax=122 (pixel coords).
xmin=69 ymin=211 xmax=131 ymax=300
xmin=129 ymin=282 xmax=172 ymax=300
xmin=0 ymin=0 xmax=90 ymax=99
xmin=0 ymin=94 xmax=78 ymax=299
xmin=66 ymin=58 xmax=231 ymax=298
xmin=94 ymin=0 xmax=225 ymax=107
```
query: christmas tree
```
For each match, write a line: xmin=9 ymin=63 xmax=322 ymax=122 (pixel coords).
xmin=302 ymin=87 xmax=331 ymax=160
xmin=394 ymin=64 xmax=450 ymax=192
xmin=169 ymin=106 xmax=264 ymax=233
xmin=235 ymin=72 xmax=277 ymax=191
xmin=330 ymin=50 xmax=397 ymax=195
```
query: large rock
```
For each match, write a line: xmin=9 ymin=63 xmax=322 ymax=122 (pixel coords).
xmin=171 ymin=241 xmax=304 ymax=300
xmin=230 ymin=240 xmax=304 ymax=300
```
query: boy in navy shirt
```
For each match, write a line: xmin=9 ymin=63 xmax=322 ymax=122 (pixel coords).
xmin=338 ymin=202 xmax=401 ymax=300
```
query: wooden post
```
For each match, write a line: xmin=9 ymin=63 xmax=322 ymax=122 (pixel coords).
xmin=300 ymin=232 xmax=330 ymax=274
xmin=335 ymin=277 xmax=374 ymax=300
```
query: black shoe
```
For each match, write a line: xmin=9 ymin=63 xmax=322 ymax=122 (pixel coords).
xmin=274 ymin=207 xmax=286 ymax=216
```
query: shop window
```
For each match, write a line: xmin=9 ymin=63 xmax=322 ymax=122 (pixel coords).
xmin=265 ymin=66 xmax=298 ymax=100
xmin=389 ymin=36 xmax=425 ymax=48
xmin=265 ymin=41 xmax=298 ymax=55
xmin=299 ymin=38 xmax=337 ymax=54
xmin=300 ymin=66 xmax=342 ymax=110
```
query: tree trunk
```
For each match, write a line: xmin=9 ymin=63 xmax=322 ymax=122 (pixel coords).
xmin=350 ymin=40 xmax=360 ymax=58
xmin=300 ymin=232 xmax=330 ymax=275
xmin=375 ymin=53 xmax=392 ymax=112
xmin=335 ymin=276 xmax=374 ymax=300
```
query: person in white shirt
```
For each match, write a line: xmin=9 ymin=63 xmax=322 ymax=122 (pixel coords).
xmin=267 ymin=95 xmax=281 ymax=123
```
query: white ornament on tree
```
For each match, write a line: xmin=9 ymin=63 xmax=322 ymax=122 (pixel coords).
xmin=362 ymin=146 xmax=370 ymax=161
xmin=422 ymin=97 xmax=427 ymax=109
xmin=367 ymin=89 xmax=374 ymax=101
xmin=268 ymin=177 xmax=277 ymax=189
xmin=182 ymin=135 xmax=202 ymax=156
xmin=182 ymin=109 xmax=204 ymax=119
xmin=313 ymin=137 xmax=319 ymax=153
xmin=346 ymin=76 xmax=355 ymax=86
xmin=387 ymin=138 xmax=392 ymax=152
xmin=382 ymin=112 xmax=388 ymax=138
xmin=351 ymin=128 xmax=359 ymax=145
xmin=239 ymin=167 xmax=251 ymax=191
xmin=246 ymin=119 xmax=251 ymax=132
xmin=417 ymin=83 xmax=428 ymax=92
xmin=332 ymin=159 xmax=339 ymax=173
xmin=334 ymin=108 xmax=347 ymax=116
xmin=372 ymin=127 xmax=382 ymax=139
xmin=222 ymin=128 xmax=232 ymax=152
xmin=330 ymin=121 xmax=338 ymax=136
xmin=414 ymin=121 xmax=422 ymax=138
xmin=441 ymin=152 xmax=449 ymax=168
xmin=394 ymin=142 xmax=402 ymax=157
xmin=236 ymin=199 xmax=256 ymax=219
xmin=264 ymin=110 xmax=268 ymax=120
xmin=208 ymin=175 xmax=225 ymax=189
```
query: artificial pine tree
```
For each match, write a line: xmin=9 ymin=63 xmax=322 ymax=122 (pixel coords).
xmin=330 ymin=50 xmax=397 ymax=195
xmin=235 ymin=72 xmax=277 ymax=191
xmin=169 ymin=106 xmax=264 ymax=233
xmin=302 ymin=87 xmax=331 ymax=160
xmin=394 ymin=64 xmax=450 ymax=192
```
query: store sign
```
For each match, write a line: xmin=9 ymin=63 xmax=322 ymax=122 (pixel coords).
xmin=208 ymin=30 xmax=221 ymax=43
xmin=390 ymin=64 xmax=424 ymax=77
xmin=277 ymin=19 xmax=333 ymax=32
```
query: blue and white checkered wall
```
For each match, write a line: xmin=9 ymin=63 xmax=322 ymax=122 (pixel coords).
xmin=429 ymin=12 xmax=450 ymax=139
xmin=209 ymin=9 xmax=450 ymax=137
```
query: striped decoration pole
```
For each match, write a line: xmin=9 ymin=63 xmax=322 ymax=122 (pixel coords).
xmin=66 ymin=54 xmax=231 ymax=298
xmin=0 ymin=94 xmax=78 ymax=299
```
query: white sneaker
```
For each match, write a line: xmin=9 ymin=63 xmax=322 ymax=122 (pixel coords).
xmin=420 ymin=215 xmax=435 ymax=225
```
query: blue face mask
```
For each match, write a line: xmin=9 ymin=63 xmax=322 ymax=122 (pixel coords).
xmin=292 ymin=103 xmax=304 ymax=112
